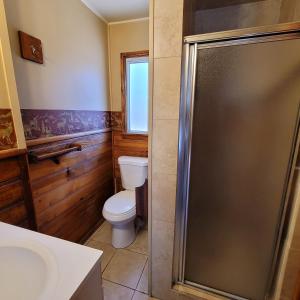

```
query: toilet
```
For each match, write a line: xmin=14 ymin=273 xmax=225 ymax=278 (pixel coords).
xmin=102 ymin=156 xmax=148 ymax=248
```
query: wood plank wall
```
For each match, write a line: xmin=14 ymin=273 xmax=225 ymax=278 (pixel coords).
xmin=112 ymin=130 xmax=148 ymax=192
xmin=0 ymin=151 xmax=36 ymax=229
xmin=28 ymin=132 xmax=114 ymax=243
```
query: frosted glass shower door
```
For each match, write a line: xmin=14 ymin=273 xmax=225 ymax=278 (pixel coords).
xmin=181 ymin=32 xmax=300 ymax=300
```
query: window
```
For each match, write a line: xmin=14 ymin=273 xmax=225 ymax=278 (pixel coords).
xmin=121 ymin=51 xmax=149 ymax=134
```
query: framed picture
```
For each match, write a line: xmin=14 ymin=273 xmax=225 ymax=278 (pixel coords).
xmin=18 ymin=31 xmax=43 ymax=64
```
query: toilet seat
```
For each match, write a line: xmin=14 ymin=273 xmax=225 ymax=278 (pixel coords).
xmin=103 ymin=190 xmax=136 ymax=222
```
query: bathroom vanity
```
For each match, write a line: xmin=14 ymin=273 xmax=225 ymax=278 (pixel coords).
xmin=0 ymin=222 xmax=103 ymax=300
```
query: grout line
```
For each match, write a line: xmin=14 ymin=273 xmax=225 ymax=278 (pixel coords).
xmin=131 ymin=290 xmax=135 ymax=300
xmin=136 ymin=257 xmax=148 ymax=293
xmin=102 ymin=253 xmax=148 ymax=291
xmin=101 ymin=248 xmax=117 ymax=274
xmin=103 ymin=278 xmax=136 ymax=291
xmin=126 ymin=247 xmax=148 ymax=256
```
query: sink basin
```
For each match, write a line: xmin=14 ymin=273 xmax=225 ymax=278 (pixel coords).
xmin=0 ymin=240 xmax=58 ymax=300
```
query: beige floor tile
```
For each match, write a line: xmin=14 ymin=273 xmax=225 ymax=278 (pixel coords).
xmin=86 ymin=240 xmax=116 ymax=271
xmin=103 ymin=249 xmax=147 ymax=289
xmin=137 ymin=261 xmax=148 ymax=294
xmin=127 ymin=230 xmax=148 ymax=255
xmin=90 ymin=221 xmax=112 ymax=244
xmin=102 ymin=280 xmax=134 ymax=300
xmin=132 ymin=291 xmax=156 ymax=300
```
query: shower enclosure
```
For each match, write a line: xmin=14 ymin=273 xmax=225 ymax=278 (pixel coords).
xmin=174 ymin=23 xmax=300 ymax=300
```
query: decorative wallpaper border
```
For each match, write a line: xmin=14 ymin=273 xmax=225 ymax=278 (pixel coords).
xmin=111 ymin=111 xmax=122 ymax=131
xmin=21 ymin=109 xmax=111 ymax=140
xmin=0 ymin=109 xmax=17 ymax=150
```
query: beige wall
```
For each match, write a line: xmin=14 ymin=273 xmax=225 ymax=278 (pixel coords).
xmin=0 ymin=0 xmax=25 ymax=149
xmin=0 ymin=54 xmax=10 ymax=108
xmin=108 ymin=19 xmax=149 ymax=111
xmin=4 ymin=0 xmax=110 ymax=111
xmin=0 ymin=1 xmax=10 ymax=109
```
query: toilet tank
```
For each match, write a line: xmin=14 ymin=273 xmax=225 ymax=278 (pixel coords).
xmin=118 ymin=156 xmax=148 ymax=191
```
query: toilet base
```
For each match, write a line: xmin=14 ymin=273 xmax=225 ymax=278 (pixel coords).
xmin=112 ymin=220 xmax=135 ymax=248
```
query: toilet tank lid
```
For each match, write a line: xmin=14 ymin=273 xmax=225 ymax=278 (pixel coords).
xmin=118 ymin=156 xmax=148 ymax=167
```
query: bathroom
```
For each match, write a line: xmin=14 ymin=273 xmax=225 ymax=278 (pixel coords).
xmin=0 ymin=0 xmax=300 ymax=299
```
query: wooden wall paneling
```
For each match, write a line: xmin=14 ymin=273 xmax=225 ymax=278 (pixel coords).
xmin=39 ymin=181 xmax=111 ymax=242
xmin=112 ymin=131 xmax=148 ymax=192
xmin=34 ymin=158 xmax=112 ymax=214
xmin=55 ymin=180 xmax=112 ymax=243
xmin=28 ymin=132 xmax=114 ymax=243
xmin=36 ymin=167 xmax=112 ymax=226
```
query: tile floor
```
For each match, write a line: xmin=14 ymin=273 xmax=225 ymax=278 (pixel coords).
xmin=85 ymin=221 xmax=155 ymax=300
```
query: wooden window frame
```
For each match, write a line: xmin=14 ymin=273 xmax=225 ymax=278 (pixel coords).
xmin=120 ymin=50 xmax=149 ymax=136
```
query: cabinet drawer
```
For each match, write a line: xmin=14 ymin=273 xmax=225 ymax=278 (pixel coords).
xmin=0 ymin=202 xmax=27 ymax=225
xmin=0 ymin=158 xmax=21 ymax=183
xmin=0 ymin=180 xmax=24 ymax=210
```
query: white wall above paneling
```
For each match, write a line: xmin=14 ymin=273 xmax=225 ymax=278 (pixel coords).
xmin=5 ymin=0 xmax=110 ymax=111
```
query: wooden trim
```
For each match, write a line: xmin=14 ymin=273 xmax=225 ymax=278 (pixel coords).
xmin=118 ymin=132 xmax=148 ymax=140
xmin=136 ymin=179 xmax=148 ymax=223
xmin=26 ymin=128 xmax=112 ymax=147
xmin=19 ymin=155 xmax=37 ymax=230
xmin=120 ymin=50 xmax=149 ymax=134
xmin=79 ymin=218 xmax=105 ymax=244
xmin=0 ymin=148 xmax=27 ymax=160
xmin=294 ymin=271 xmax=300 ymax=300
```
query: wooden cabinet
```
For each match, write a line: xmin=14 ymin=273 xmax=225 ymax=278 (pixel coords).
xmin=0 ymin=150 xmax=36 ymax=229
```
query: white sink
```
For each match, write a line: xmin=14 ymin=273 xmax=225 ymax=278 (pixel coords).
xmin=0 ymin=222 xmax=103 ymax=300
xmin=0 ymin=240 xmax=58 ymax=300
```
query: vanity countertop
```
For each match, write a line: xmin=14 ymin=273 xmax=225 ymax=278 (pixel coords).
xmin=0 ymin=222 xmax=102 ymax=300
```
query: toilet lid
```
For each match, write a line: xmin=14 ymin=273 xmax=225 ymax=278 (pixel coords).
xmin=104 ymin=190 xmax=135 ymax=215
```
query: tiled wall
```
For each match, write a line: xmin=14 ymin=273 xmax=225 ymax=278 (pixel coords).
xmin=150 ymin=0 xmax=184 ymax=299
xmin=150 ymin=1 xmax=300 ymax=299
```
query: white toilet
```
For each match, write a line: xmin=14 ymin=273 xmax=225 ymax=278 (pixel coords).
xmin=102 ymin=156 xmax=148 ymax=248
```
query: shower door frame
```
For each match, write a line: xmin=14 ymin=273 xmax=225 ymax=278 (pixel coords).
xmin=173 ymin=21 xmax=300 ymax=300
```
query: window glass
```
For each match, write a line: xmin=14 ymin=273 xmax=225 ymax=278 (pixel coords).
xmin=126 ymin=56 xmax=148 ymax=133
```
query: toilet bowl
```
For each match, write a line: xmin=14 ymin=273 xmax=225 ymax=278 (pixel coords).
xmin=102 ymin=156 xmax=148 ymax=248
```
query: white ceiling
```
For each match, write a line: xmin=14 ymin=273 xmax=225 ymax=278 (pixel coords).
xmin=81 ymin=0 xmax=149 ymax=23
